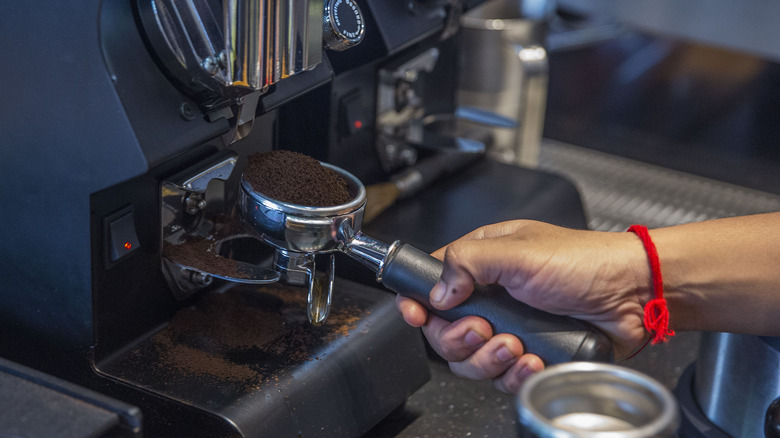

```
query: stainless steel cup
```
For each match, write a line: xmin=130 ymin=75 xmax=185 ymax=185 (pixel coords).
xmin=517 ymin=362 xmax=679 ymax=437
xmin=458 ymin=0 xmax=553 ymax=166
xmin=693 ymin=332 xmax=780 ymax=438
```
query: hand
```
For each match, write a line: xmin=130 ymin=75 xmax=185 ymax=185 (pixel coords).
xmin=395 ymin=220 xmax=652 ymax=393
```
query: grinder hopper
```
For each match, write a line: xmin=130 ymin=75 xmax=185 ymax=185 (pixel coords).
xmin=239 ymin=161 xmax=614 ymax=366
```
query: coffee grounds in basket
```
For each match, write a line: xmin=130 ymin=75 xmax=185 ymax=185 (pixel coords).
xmin=244 ymin=150 xmax=352 ymax=207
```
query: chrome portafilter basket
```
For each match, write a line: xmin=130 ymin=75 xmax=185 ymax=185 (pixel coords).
xmin=239 ymin=161 xmax=614 ymax=365
xmin=239 ymin=163 xmax=377 ymax=325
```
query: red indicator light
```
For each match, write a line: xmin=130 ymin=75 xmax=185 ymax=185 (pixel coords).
xmin=353 ymin=120 xmax=363 ymax=129
xmin=124 ymin=242 xmax=132 ymax=250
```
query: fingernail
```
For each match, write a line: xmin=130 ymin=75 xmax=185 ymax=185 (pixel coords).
xmin=520 ymin=364 xmax=537 ymax=378
xmin=430 ymin=281 xmax=446 ymax=304
xmin=464 ymin=330 xmax=487 ymax=347
xmin=496 ymin=346 xmax=516 ymax=362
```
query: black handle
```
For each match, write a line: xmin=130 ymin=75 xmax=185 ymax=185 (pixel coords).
xmin=381 ymin=244 xmax=613 ymax=365
xmin=393 ymin=151 xmax=483 ymax=199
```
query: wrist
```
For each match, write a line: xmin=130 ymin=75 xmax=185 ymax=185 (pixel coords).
xmin=627 ymin=225 xmax=675 ymax=344
xmin=613 ymin=231 xmax=655 ymax=310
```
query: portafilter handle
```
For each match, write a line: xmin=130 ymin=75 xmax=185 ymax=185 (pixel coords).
xmin=340 ymin=228 xmax=614 ymax=365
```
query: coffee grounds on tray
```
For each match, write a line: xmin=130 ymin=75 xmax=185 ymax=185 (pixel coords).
xmin=149 ymin=285 xmax=363 ymax=387
xmin=243 ymin=150 xmax=352 ymax=207
xmin=163 ymin=237 xmax=251 ymax=279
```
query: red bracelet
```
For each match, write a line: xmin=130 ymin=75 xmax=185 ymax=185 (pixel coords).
xmin=628 ymin=225 xmax=675 ymax=345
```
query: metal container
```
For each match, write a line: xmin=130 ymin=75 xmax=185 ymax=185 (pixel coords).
xmin=239 ymin=162 xmax=365 ymax=253
xmin=693 ymin=332 xmax=780 ymax=437
xmin=517 ymin=362 xmax=679 ymax=437
xmin=458 ymin=0 xmax=553 ymax=166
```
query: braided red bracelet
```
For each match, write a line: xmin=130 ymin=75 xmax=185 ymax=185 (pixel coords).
xmin=628 ymin=225 xmax=675 ymax=345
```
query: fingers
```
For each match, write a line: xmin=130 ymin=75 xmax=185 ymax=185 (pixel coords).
xmin=422 ymin=315 xmax=493 ymax=362
xmin=395 ymin=295 xmax=428 ymax=327
xmin=447 ymin=333 xmax=523 ymax=379
xmin=491 ymin=354 xmax=545 ymax=394
xmin=396 ymin=294 xmax=545 ymax=394
xmin=445 ymin=333 xmax=545 ymax=394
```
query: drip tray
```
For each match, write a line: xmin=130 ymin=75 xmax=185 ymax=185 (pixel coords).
xmin=96 ymin=279 xmax=430 ymax=437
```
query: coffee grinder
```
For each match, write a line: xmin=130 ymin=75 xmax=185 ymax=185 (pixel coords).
xmin=0 ymin=0 xmax=607 ymax=436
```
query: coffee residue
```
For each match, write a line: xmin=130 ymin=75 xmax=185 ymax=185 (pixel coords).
xmin=150 ymin=284 xmax=364 ymax=387
xmin=243 ymin=150 xmax=352 ymax=207
xmin=163 ymin=236 xmax=251 ymax=279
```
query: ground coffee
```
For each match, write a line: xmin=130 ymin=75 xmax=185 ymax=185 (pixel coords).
xmin=150 ymin=284 xmax=363 ymax=387
xmin=243 ymin=150 xmax=352 ymax=207
xmin=163 ymin=236 xmax=251 ymax=280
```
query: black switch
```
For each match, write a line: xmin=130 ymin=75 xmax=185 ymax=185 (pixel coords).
xmin=106 ymin=207 xmax=140 ymax=262
xmin=338 ymin=91 xmax=365 ymax=138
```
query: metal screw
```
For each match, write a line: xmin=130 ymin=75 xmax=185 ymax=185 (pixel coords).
xmin=190 ymin=271 xmax=212 ymax=286
xmin=179 ymin=102 xmax=198 ymax=121
xmin=201 ymin=56 xmax=220 ymax=76
xmin=185 ymin=194 xmax=207 ymax=214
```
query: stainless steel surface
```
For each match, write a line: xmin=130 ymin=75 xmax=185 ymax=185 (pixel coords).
xmin=165 ymin=258 xmax=279 ymax=284
xmin=454 ymin=106 xmax=519 ymax=129
xmin=147 ymin=0 xmax=226 ymax=81
xmin=272 ymin=0 xmax=324 ymax=81
xmin=142 ymin=0 xmax=325 ymax=125
xmin=376 ymin=47 xmax=440 ymax=172
xmin=160 ymin=150 xmax=250 ymax=297
xmin=339 ymin=228 xmax=396 ymax=277
xmin=239 ymin=162 xmax=366 ymax=253
xmin=239 ymin=163 xmax=367 ymax=324
xmin=694 ymin=333 xmax=780 ymax=438
xmin=538 ymin=140 xmax=780 ymax=232
xmin=307 ymin=253 xmax=336 ymax=325
xmin=238 ymin=160 xmax=399 ymax=279
xmin=223 ymin=0 xmax=269 ymax=90
xmin=270 ymin=249 xmax=336 ymax=325
xmin=374 ymin=48 xmax=501 ymax=174
xmin=518 ymin=362 xmax=679 ymax=437
xmin=458 ymin=0 xmax=551 ymax=166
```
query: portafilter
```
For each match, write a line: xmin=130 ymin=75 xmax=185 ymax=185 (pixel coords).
xmin=239 ymin=162 xmax=613 ymax=365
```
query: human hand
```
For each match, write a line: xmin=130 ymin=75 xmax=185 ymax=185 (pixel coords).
xmin=395 ymin=220 xmax=652 ymax=393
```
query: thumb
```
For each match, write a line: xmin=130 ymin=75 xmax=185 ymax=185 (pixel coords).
xmin=430 ymin=238 xmax=516 ymax=310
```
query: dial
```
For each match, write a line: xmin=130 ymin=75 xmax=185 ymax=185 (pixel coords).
xmin=323 ymin=0 xmax=365 ymax=51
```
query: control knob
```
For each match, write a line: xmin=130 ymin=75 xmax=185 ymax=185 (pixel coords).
xmin=323 ymin=0 xmax=365 ymax=51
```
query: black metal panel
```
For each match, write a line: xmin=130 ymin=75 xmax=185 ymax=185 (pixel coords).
xmin=95 ymin=280 xmax=430 ymax=437
xmin=328 ymin=60 xmax=387 ymax=185
xmin=0 ymin=1 xmax=148 ymax=360
xmin=100 ymin=0 xmax=231 ymax=168
xmin=0 ymin=357 xmax=142 ymax=438
xmin=89 ymin=144 xmax=220 ymax=361
xmin=366 ymin=0 xmax=444 ymax=55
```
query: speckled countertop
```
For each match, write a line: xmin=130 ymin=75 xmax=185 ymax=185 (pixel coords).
xmin=366 ymin=331 xmax=700 ymax=437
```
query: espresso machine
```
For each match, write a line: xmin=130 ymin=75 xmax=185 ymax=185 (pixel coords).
xmin=0 ymin=0 xmax=598 ymax=436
